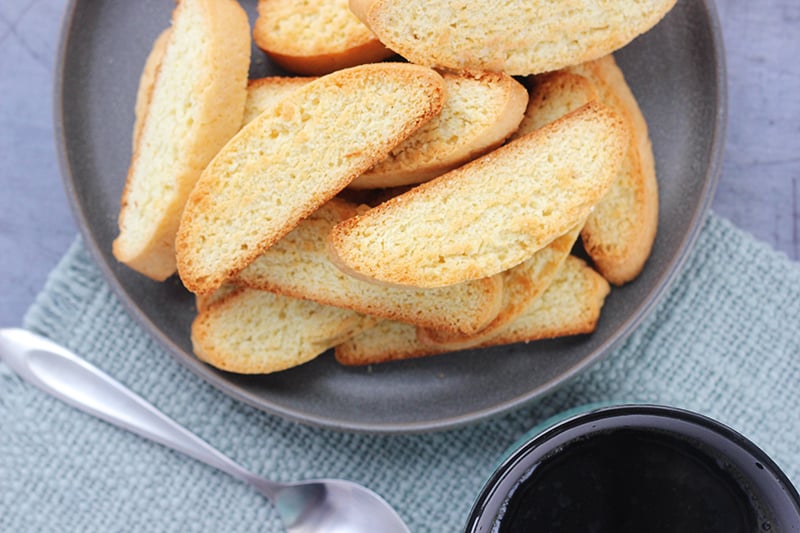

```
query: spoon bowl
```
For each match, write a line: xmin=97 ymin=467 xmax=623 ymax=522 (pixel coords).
xmin=272 ymin=480 xmax=410 ymax=533
xmin=0 ymin=328 xmax=409 ymax=533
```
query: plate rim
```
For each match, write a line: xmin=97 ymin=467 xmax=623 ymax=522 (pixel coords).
xmin=52 ymin=0 xmax=727 ymax=434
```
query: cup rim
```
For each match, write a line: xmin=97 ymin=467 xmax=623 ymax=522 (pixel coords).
xmin=464 ymin=404 xmax=800 ymax=532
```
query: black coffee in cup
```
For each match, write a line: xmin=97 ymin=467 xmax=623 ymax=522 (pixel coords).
xmin=498 ymin=427 xmax=762 ymax=532
xmin=466 ymin=406 xmax=800 ymax=533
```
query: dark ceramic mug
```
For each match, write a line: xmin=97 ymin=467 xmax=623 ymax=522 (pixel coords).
xmin=465 ymin=405 xmax=800 ymax=532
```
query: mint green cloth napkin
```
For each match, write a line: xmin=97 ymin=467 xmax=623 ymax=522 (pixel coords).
xmin=2 ymin=213 xmax=799 ymax=532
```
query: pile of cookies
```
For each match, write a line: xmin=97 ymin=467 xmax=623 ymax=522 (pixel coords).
xmin=113 ymin=0 xmax=674 ymax=373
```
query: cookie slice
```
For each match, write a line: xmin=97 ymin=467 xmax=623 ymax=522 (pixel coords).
xmin=328 ymin=102 xmax=627 ymax=288
xmin=567 ymin=56 xmax=659 ymax=285
xmin=254 ymin=0 xmax=393 ymax=75
xmin=349 ymin=70 xmax=528 ymax=189
xmin=235 ymin=199 xmax=504 ymax=335
xmin=192 ymin=287 xmax=375 ymax=374
xmin=176 ymin=63 xmax=445 ymax=295
xmin=113 ymin=0 xmax=251 ymax=281
xmin=350 ymin=0 xmax=677 ymax=75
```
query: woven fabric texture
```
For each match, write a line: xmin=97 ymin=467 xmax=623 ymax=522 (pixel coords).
xmin=1 ymin=213 xmax=799 ymax=532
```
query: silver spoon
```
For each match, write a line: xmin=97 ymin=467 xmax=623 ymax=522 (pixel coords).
xmin=0 ymin=328 xmax=409 ymax=533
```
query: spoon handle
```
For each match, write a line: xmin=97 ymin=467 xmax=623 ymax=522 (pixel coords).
xmin=0 ymin=328 xmax=273 ymax=493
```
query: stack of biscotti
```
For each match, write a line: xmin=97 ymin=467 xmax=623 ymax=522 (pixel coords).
xmin=114 ymin=0 xmax=673 ymax=374
xmin=187 ymin=99 xmax=624 ymax=372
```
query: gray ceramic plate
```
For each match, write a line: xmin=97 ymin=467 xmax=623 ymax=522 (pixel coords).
xmin=55 ymin=0 xmax=726 ymax=433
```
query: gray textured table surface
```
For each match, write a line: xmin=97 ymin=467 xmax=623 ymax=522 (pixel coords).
xmin=0 ymin=0 xmax=798 ymax=327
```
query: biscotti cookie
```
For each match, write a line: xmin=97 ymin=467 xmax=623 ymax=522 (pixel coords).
xmin=192 ymin=287 xmax=375 ymax=374
xmin=175 ymin=63 xmax=445 ymax=295
xmin=113 ymin=0 xmax=251 ymax=281
xmin=488 ymin=256 xmax=610 ymax=345
xmin=349 ymin=70 xmax=528 ymax=189
xmin=328 ymin=102 xmax=627 ymax=288
xmin=254 ymin=0 xmax=393 ymax=75
xmin=567 ymin=56 xmax=659 ymax=285
xmin=234 ymin=199 xmax=504 ymax=335
xmin=514 ymin=59 xmax=657 ymax=284
xmin=350 ymin=0 xmax=677 ymax=75
xmin=335 ymin=256 xmax=610 ymax=365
